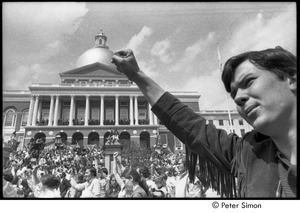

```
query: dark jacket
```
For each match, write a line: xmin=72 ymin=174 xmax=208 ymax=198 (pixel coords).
xmin=59 ymin=178 xmax=71 ymax=198
xmin=152 ymin=92 xmax=296 ymax=198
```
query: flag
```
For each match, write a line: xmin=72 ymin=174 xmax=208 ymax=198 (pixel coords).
xmin=217 ymin=43 xmax=222 ymax=71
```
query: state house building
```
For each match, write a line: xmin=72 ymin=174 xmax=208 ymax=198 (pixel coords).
xmin=2 ymin=30 xmax=252 ymax=156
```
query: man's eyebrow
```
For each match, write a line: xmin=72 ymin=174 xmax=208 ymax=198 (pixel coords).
xmin=230 ymin=73 xmax=253 ymax=98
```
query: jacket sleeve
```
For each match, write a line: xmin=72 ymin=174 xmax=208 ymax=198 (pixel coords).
xmin=152 ymin=92 xmax=242 ymax=173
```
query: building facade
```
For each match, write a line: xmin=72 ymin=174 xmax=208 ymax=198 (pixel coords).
xmin=2 ymin=30 xmax=200 ymax=155
xmin=2 ymin=30 xmax=252 ymax=165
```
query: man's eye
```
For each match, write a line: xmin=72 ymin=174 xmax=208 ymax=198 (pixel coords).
xmin=245 ymin=78 xmax=255 ymax=87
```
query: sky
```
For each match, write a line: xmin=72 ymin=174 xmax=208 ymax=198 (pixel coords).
xmin=2 ymin=2 xmax=296 ymax=110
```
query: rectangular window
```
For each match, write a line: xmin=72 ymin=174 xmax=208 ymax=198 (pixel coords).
xmin=21 ymin=111 xmax=28 ymax=126
xmin=63 ymin=101 xmax=70 ymax=107
xmin=138 ymin=109 xmax=147 ymax=120
xmin=160 ymin=134 xmax=168 ymax=145
xmin=208 ymin=120 xmax=213 ymax=125
xmin=77 ymin=108 xmax=85 ymax=120
xmin=105 ymin=108 xmax=114 ymax=120
xmin=138 ymin=100 xmax=146 ymax=106
xmin=91 ymin=108 xmax=100 ymax=119
xmin=120 ymin=101 xmax=128 ymax=106
xmin=42 ymin=111 xmax=49 ymax=120
xmin=120 ymin=108 xmax=129 ymax=120
xmin=218 ymin=120 xmax=224 ymax=126
xmin=61 ymin=108 xmax=70 ymax=121
xmin=240 ymin=129 xmax=245 ymax=136
xmin=175 ymin=136 xmax=183 ymax=149
xmin=239 ymin=119 xmax=244 ymax=125
xmin=43 ymin=101 xmax=50 ymax=107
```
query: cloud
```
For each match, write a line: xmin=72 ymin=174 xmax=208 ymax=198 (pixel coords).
xmin=181 ymin=69 xmax=236 ymax=110
xmin=169 ymin=32 xmax=215 ymax=73
xmin=151 ymin=38 xmax=173 ymax=63
xmin=3 ymin=2 xmax=89 ymax=90
xmin=3 ymin=64 xmax=59 ymax=90
xmin=126 ymin=26 xmax=154 ymax=55
xmin=3 ymin=2 xmax=89 ymax=43
xmin=224 ymin=3 xmax=296 ymax=59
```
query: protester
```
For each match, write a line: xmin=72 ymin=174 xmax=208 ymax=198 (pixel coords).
xmin=105 ymin=174 xmax=121 ymax=198
xmin=111 ymin=47 xmax=297 ymax=197
xmin=121 ymin=168 xmax=149 ymax=198
xmin=151 ymin=174 xmax=168 ymax=198
xmin=59 ymin=172 xmax=71 ymax=198
xmin=30 ymin=165 xmax=60 ymax=198
xmin=70 ymin=167 xmax=102 ymax=198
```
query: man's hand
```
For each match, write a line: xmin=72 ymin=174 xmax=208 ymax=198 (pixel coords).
xmin=111 ymin=49 xmax=140 ymax=81
xmin=113 ymin=152 xmax=118 ymax=158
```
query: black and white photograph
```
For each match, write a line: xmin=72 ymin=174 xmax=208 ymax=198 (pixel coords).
xmin=2 ymin=1 xmax=297 ymax=211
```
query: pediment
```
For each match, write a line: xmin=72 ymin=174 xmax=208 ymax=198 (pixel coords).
xmin=60 ymin=62 xmax=123 ymax=78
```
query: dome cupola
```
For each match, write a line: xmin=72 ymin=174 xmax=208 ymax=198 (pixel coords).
xmin=75 ymin=28 xmax=116 ymax=68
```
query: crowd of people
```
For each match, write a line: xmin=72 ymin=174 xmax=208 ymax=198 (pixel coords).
xmin=2 ymin=137 xmax=217 ymax=198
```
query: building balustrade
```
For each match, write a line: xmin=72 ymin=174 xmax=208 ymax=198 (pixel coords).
xmin=103 ymin=119 xmax=115 ymax=125
xmin=119 ymin=119 xmax=130 ymax=125
xmin=36 ymin=119 xmax=49 ymax=126
xmin=58 ymin=119 xmax=69 ymax=126
xmin=57 ymin=81 xmax=134 ymax=87
xmin=31 ymin=117 xmax=155 ymax=127
xmin=138 ymin=119 xmax=150 ymax=125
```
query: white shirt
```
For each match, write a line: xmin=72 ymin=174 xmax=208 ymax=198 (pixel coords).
xmin=74 ymin=178 xmax=102 ymax=198
xmin=174 ymin=172 xmax=201 ymax=198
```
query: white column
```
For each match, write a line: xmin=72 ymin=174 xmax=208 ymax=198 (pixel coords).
xmin=48 ymin=95 xmax=54 ymax=126
xmin=130 ymin=96 xmax=134 ymax=125
xmin=32 ymin=95 xmax=39 ymax=126
xmin=100 ymin=95 xmax=104 ymax=125
xmin=27 ymin=95 xmax=34 ymax=126
xmin=134 ymin=95 xmax=139 ymax=125
xmin=37 ymin=100 xmax=42 ymax=123
xmin=53 ymin=95 xmax=60 ymax=126
xmin=69 ymin=95 xmax=74 ymax=126
xmin=154 ymin=115 xmax=158 ymax=125
xmin=148 ymin=103 xmax=153 ymax=125
xmin=84 ymin=95 xmax=90 ymax=126
xmin=115 ymin=95 xmax=119 ymax=125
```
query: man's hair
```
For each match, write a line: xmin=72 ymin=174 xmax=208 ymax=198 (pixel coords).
xmin=61 ymin=172 xmax=66 ymax=178
xmin=89 ymin=167 xmax=97 ymax=177
xmin=40 ymin=174 xmax=60 ymax=189
xmin=3 ymin=170 xmax=14 ymax=183
xmin=100 ymin=167 xmax=108 ymax=175
xmin=139 ymin=166 xmax=151 ymax=178
xmin=222 ymin=46 xmax=297 ymax=93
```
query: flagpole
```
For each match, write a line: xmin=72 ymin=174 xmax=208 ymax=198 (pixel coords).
xmin=217 ymin=43 xmax=233 ymax=133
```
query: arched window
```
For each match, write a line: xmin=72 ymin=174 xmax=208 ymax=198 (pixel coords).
xmin=21 ymin=109 xmax=29 ymax=126
xmin=3 ymin=109 xmax=17 ymax=127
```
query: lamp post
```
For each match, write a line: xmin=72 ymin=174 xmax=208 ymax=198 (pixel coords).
xmin=55 ymin=134 xmax=62 ymax=149
xmin=154 ymin=133 xmax=162 ymax=153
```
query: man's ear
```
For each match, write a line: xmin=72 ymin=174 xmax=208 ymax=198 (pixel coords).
xmin=288 ymin=74 xmax=297 ymax=92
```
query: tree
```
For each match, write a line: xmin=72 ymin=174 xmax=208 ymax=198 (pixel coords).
xmin=121 ymin=140 xmax=153 ymax=169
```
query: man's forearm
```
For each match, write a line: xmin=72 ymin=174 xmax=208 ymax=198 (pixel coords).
xmin=132 ymin=70 xmax=165 ymax=106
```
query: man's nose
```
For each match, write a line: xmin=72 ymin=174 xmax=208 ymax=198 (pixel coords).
xmin=234 ymin=89 xmax=248 ymax=106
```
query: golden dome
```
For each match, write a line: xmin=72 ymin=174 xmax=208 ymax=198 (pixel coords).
xmin=75 ymin=29 xmax=116 ymax=68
